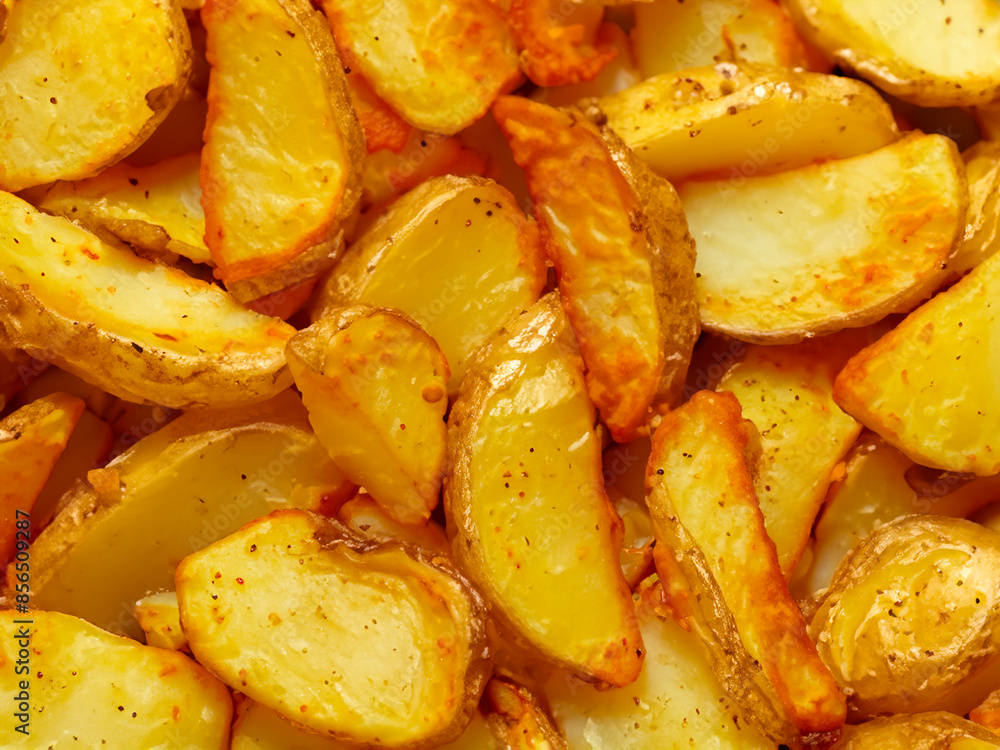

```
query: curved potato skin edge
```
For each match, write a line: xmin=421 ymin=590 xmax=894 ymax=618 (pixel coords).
xmin=834 ymin=711 xmax=1000 ymax=749
xmin=224 ymin=229 xmax=346 ymax=303
xmin=176 ymin=508 xmax=493 ymax=749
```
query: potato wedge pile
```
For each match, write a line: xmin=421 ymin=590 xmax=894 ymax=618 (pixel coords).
xmin=4 ymin=1 xmax=1000 ymax=749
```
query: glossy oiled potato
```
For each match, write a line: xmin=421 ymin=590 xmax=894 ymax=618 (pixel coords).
xmin=832 ymin=712 xmax=1000 ymax=750
xmin=811 ymin=516 xmax=1000 ymax=720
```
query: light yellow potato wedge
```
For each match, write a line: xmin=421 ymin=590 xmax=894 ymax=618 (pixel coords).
xmin=785 ymin=0 xmax=1000 ymax=107
xmin=16 ymin=391 xmax=352 ymax=640
xmin=320 ymin=0 xmax=520 ymax=134
xmin=29 ymin=151 xmax=210 ymax=265
xmin=312 ymin=176 xmax=547 ymax=391
xmin=599 ymin=64 xmax=898 ymax=185
xmin=542 ymin=581 xmax=776 ymax=750
xmin=288 ymin=305 xmax=448 ymax=524
xmin=0 ymin=610 xmax=231 ymax=748
xmin=951 ymin=141 xmax=1000 ymax=279
xmin=717 ymin=344 xmax=861 ymax=577
xmin=135 ymin=591 xmax=187 ymax=651
xmin=0 ymin=192 xmax=294 ymax=408
xmin=835 ymin=251 xmax=1000 ymax=476
xmin=177 ymin=509 xmax=491 ymax=747
xmin=647 ymin=390 xmax=845 ymax=743
xmin=484 ymin=678 xmax=566 ymax=750
xmin=338 ymin=493 xmax=450 ymax=555
xmin=201 ymin=0 xmax=364 ymax=299
xmin=834 ymin=713 xmax=1000 ymax=750
xmin=682 ymin=133 xmax=966 ymax=342
xmin=445 ymin=293 xmax=643 ymax=687
xmin=0 ymin=0 xmax=193 ymax=191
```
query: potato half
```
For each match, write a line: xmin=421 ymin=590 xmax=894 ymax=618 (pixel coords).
xmin=833 ymin=712 xmax=1000 ymax=750
xmin=176 ymin=509 xmax=491 ymax=747
xmin=681 ymin=133 xmax=966 ymax=342
xmin=0 ymin=0 xmax=193 ymax=191
xmin=445 ymin=293 xmax=643 ymax=687
xmin=0 ymin=192 xmax=295 ymax=408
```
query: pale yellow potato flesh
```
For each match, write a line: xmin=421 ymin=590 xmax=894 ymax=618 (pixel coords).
xmin=0 ymin=610 xmax=231 ymax=749
xmin=30 ymin=151 xmax=211 ymax=265
xmin=445 ymin=293 xmax=643 ymax=687
xmin=201 ymin=0 xmax=363 ymax=297
xmin=176 ymin=510 xmax=491 ymax=747
xmin=0 ymin=192 xmax=295 ymax=408
xmin=313 ymin=176 xmax=546 ymax=391
xmin=17 ymin=392 xmax=351 ymax=640
xmin=320 ymin=0 xmax=521 ymax=134
xmin=0 ymin=0 xmax=193 ymax=191
xmin=717 ymin=344 xmax=861 ymax=577
xmin=135 ymin=591 xmax=188 ymax=651
xmin=785 ymin=0 xmax=1000 ymax=107
xmin=338 ymin=494 xmax=450 ymax=555
xmin=951 ymin=141 xmax=1000 ymax=279
xmin=681 ymin=133 xmax=966 ymax=342
xmin=288 ymin=306 xmax=448 ymax=524
xmin=834 ymin=251 xmax=1000 ymax=476
xmin=599 ymin=64 xmax=898 ymax=185
xmin=833 ymin=713 xmax=1000 ymax=750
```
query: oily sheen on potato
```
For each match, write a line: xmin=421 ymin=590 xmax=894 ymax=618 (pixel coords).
xmin=176 ymin=510 xmax=491 ymax=747
xmin=832 ymin=712 xmax=1000 ymax=750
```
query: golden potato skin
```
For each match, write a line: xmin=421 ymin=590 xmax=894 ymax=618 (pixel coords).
xmin=811 ymin=516 xmax=1000 ymax=720
xmin=832 ymin=712 xmax=1000 ymax=750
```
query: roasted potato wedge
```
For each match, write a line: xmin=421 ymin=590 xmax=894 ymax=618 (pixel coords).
xmin=320 ymin=0 xmax=520 ymax=134
xmin=951 ymin=142 xmax=1000 ymax=279
xmin=833 ymin=712 xmax=1000 ymax=750
xmin=598 ymin=64 xmax=898 ymax=185
xmin=717 ymin=344 xmax=861 ymax=576
xmin=0 ymin=0 xmax=193 ymax=191
xmin=288 ymin=305 xmax=449 ymax=524
xmin=312 ymin=176 xmax=546 ymax=391
xmin=494 ymin=96 xmax=698 ymax=440
xmin=647 ymin=390 xmax=845 ymax=742
xmin=0 ymin=192 xmax=295 ymax=408
xmin=446 ymin=293 xmax=643 ymax=686
xmin=812 ymin=516 xmax=1000 ymax=720
xmin=682 ymin=133 xmax=966 ymax=342
xmin=176 ymin=509 xmax=491 ymax=747
xmin=29 ymin=151 xmax=210 ymax=265
xmin=785 ymin=0 xmax=1000 ymax=107
xmin=201 ymin=0 xmax=364 ymax=299
xmin=834 ymin=251 xmax=1000 ymax=476
xmin=484 ymin=678 xmax=566 ymax=750
xmin=338 ymin=493 xmax=450 ymax=555
xmin=17 ymin=392 xmax=352 ymax=640
xmin=0 ymin=610 xmax=231 ymax=748
xmin=135 ymin=590 xmax=187 ymax=651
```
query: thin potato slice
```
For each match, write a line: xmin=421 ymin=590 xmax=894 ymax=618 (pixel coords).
xmin=445 ymin=293 xmax=643 ymax=686
xmin=682 ymin=133 xmax=966 ymax=342
xmin=288 ymin=305 xmax=449 ymax=524
xmin=494 ymin=96 xmax=698 ymax=441
xmin=717 ymin=344 xmax=861 ymax=577
xmin=0 ymin=192 xmax=295 ymax=408
xmin=17 ymin=392 xmax=352 ymax=640
xmin=320 ymin=0 xmax=520 ymax=134
xmin=785 ymin=0 xmax=1000 ymax=107
xmin=135 ymin=591 xmax=188 ymax=651
xmin=647 ymin=390 xmax=845 ymax=742
xmin=201 ymin=0 xmax=364 ymax=298
xmin=952 ymin=142 xmax=1000 ymax=279
xmin=834 ymin=251 xmax=1000 ymax=476
xmin=312 ymin=176 xmax=546 ymax=391
xmin=338 ymin=494 xmax=451 ymax=555
xmin=598 ymin=64 xmax=898 ymax=185
xmin=177 ymin=509 xmax=491 ymax=747
xmin=29 ymin=152 xmax=211 ymax=265
xmin=0 ymin=0 xmax=192 ymax=191
xmin=0 ymin=610 xmax=231 ymax=748
xmin=484 ymin=678 xmax=566 ymax=750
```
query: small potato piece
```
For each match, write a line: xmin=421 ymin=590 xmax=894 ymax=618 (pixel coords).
xmin=485 ymin=678 xmax=566 ymax=750
xmin=951 ymin=142 xmax=1000 ymax=279
xmin=833 ymin=713 xmax=1000 ymax=750
xmin=0 ymin=610 xmax=231 ymax=748
xmin=30 ymin=152 xmax=210 ymax=265
xmin=135 ymin=591 xmax=187 ymax=651
xmin=0 ymin=0 xmax=192 ymax=191
xmin=785 ymin=0 xmax=1000 ymax=107
xmin=971 ymin=689 xmax=1000 ymax=736
xmin=682 ymin=133 xmax=966 ymax=342
xmin=0 ymin=192 xmax=294 ymax=408
xmin=599 ymin=64 xmax=898 ymax=185
xmin=19 ymin=392 xmax=352 ymax=640
xmin=320 ymin=0 xmax=520 ymax=134
xmin=647 ymin=390 xmax=845 ymax=741
xmin=811 ymin=516 xmax=1000 ymax=719
xmin=446 ymin=293 xmax=643 ymax=686
xmin=201 ymin=0 xmax=363 ymax=298
xmin=834 ymin=251 xmax=1000 ymax=476
xmin=717 ymin=344 xmax=861 ymax=576
xmin=494 ymin=96 xmax=698 ymax=441
xmin=338 ymin=494 xmax=451 ymax=555
xmin=177 ymin=509 xmax=491 ymax=747
xmin=288 ymin=305 xmax=449 ymax=524
xmin=313 ymin=176 xmax=546 ymax=391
